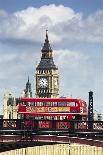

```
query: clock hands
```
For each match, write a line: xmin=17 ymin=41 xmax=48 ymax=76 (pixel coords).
xmin=39 ymin=78 xmax=48 ymax=88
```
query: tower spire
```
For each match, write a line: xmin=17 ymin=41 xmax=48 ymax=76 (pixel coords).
xmin=41 ymin=30 xmax=51 ymax=53
xmin=28 ymin=76 xmax=29 ymax=83
xmin=46 ymin=29 xmax=48 ymax=41
xmin=25 ymin=77 xmax=32 ymax=98
xmin=35 ymin=32 xmax=59 ymax=98
xmin=37 ymin=31 xmax=57 ymax=69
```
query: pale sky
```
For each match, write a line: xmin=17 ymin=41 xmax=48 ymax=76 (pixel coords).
xmin=0 ymin=0 xmax=103 ymax=114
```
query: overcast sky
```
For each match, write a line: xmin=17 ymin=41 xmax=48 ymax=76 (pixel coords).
xmin=0 ymin=0 xmax=103 ymax=114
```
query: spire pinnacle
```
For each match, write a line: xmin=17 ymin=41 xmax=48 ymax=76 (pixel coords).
xmin=28 ymin=76 xmax=29 ymax=82
xmin=41 ymin=30 xmax=52 ymax=53
xmin=46 ymin=29 xmax=48 ymax=41
xmin=25 ymin=76 xmax=32 ymax=97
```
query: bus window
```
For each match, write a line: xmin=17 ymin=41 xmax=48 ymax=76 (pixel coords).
xmin=52 ymin=102 xmax=57 ymax=106
xmin=68 ymin=102 xmax=78 ymax=106
xmin=59 ymin=102 xmax=67 ymax=106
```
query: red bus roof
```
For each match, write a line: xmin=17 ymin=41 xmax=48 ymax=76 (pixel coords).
xmin=21 ymin=98 xmax=84 ymax=103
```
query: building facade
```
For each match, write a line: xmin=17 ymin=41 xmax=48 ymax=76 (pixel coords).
xmin=3 ymin=92 xmax=17 ymax=119
xmin=3 ymin=78 xmax=32 ymax=119
xmin=35 ymin=31 xmax=59 ymax=98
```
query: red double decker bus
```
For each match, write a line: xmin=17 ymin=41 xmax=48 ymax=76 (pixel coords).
xmin=18 ymin=98 xmax=87 ymax=120
xmin=18 ymin=98 xmax=88 ymax=130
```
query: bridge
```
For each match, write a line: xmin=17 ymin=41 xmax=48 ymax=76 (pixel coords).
xmin=0 ymin=119 xmax=103 ymax=154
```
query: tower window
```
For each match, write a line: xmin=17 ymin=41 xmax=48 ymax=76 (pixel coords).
xmin=43 ymin=53 xmax=46 ymax=58
xmin=9 ymin=113 xmax=11 ymax=119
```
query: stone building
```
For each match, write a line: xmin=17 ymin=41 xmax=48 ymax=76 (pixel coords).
xmin=3 ymin=92 xmax=17 ymax=119
xmin=3 ymin=78 xmax=32 ymax=119
xmin=35 ymin=31 xmax=59 ymax=98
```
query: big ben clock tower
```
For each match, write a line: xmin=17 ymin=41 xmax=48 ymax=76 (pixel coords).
xmin=35 ymin=31 xmax=59 ymax=98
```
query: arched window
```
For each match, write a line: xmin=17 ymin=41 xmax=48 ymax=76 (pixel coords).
xmin=9 ymin=113 xmax=11 ymax=119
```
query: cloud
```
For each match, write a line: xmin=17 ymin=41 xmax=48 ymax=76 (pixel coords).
xmin=54 ymin=49 xmax=88 ymax=68
xmin=0 ymin=4 xmax=81 ymax=43
xmin=0 ymin=4 xmax=102 ymax=44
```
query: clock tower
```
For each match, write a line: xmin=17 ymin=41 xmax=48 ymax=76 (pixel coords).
xmin=35 ymin=31 xmax=59 ymax=98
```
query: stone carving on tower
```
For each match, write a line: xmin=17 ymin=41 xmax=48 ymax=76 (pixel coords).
xmin=35 ymin=31 xmax=59 ymax=98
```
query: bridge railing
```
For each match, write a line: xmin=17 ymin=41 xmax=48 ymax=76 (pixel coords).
xmin=0 ymin=119 xmax=103 ymax=134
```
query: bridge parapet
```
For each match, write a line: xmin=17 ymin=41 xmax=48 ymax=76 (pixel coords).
xmin=1 ymin=119 xmax=103 ymax=133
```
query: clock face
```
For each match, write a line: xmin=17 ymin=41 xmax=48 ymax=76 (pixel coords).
xmin=39 ymin=78 xmax=48 ymax=88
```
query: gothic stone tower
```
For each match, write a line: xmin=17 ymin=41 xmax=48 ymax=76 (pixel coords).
xmin=35 ymin=31 xmax=59 ymax=98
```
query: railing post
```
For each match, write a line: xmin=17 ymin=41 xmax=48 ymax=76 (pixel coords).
xmin=52 ymin=120 xmax=56 ymax=131
xmin=34 ymin=120 xmax=38 ymax=133
xmin=88 ymin=91 xmax=94 ymax=131
xmin=70 ymin=120 xmax=75 ymax=133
